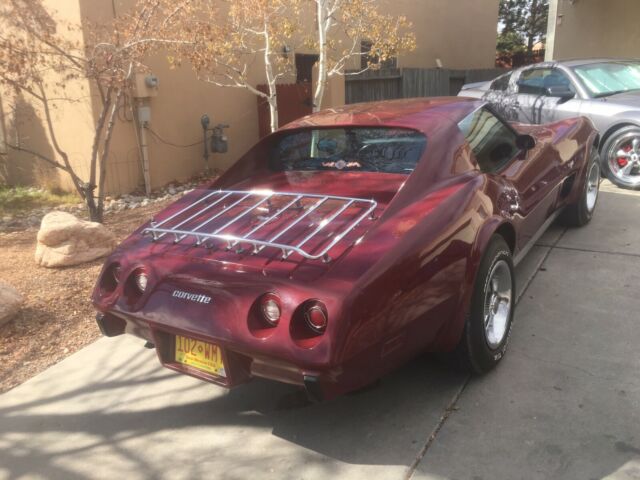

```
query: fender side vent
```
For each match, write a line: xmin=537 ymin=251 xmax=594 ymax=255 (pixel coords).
xmin=560 ymin=173 xmax=576 ymax=198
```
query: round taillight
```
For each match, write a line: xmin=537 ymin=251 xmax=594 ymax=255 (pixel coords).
xmin=305 ymin=303 xmax=328 ymax=333
xmin=134 ymin=271 xmax=148 ymax=293
xmin=260 ymin=293 xmax=281 ymax=326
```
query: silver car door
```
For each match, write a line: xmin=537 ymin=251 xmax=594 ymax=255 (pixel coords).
xmin=514 ymin=67 xmax=550 ymax=124
xmin=514 ymin=67 xmax=583 ymax=125
xmin=538 ymin=68 xmax=583 ymax=124
xmin=537 ymin=96 xmax=583 ymax=124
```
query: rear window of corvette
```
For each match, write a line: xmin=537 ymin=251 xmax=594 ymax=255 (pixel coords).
xmin=271 ymin=128 xmax=427 ymax=174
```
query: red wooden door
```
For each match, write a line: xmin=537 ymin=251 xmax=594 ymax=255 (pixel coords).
xmin=257 ymin=82 xmax=313 ymax=138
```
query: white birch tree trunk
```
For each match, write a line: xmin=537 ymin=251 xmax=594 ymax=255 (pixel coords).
xmin=312 ymin=0 xmax=329 ymax=113
xmin=263 ymin=19 xmax=279 ymax=132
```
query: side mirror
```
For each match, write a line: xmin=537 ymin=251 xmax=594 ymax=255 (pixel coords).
xmin=516 ymin=134 xmax=536 ymax=152
xmin=545 ymin=85 xmax=575 ymax=103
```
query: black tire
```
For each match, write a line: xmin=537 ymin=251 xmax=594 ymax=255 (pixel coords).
xmin=561 ymin=146 xmax=600 ymax=227
xmin=455 ymin=235 xmax=515 ymax=374
xmin=600 ymin=125 xmax=640 ymax=190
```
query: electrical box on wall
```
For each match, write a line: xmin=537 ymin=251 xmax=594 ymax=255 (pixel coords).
xmin=137 ymin=106 xmax=151 ymax=125
xmin=132 ymin=73 xmax=159 ymax=98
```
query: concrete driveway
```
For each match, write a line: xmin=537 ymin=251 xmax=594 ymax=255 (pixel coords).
xmin=1 ymin=183 xmax=639 ymax=480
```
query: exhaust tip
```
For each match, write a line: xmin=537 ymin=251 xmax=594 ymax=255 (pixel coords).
xmin=95 ymin=312 xmax=126 ymax=337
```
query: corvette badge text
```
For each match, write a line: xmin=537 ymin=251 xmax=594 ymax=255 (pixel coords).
xmin=172 ymin=290 xmax=212 ymax=304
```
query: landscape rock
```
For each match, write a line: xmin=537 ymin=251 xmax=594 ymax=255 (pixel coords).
xmin=0 ymin=281 xmax=24 ymax=326
xmin=35 ymin=211 xmax=116 ymax=267
xmin=0 ymin=175 xmax=217 ymax=233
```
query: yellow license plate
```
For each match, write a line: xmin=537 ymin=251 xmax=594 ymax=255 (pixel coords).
xmin=175 ymin=335 xmax=226 ymax=377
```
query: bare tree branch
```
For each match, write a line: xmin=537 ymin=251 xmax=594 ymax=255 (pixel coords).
xmin=6 ymin=142 xmax=69 ymax=172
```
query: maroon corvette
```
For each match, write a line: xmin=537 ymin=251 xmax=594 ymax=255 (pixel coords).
xmin=92 ymin=98 xmax=600 ymax=401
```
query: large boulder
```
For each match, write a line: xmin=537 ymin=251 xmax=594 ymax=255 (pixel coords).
xmin=35 ymin=211 xmax=116 ymax=268
xmin=0 ymin=281 xmax=24 ymax=326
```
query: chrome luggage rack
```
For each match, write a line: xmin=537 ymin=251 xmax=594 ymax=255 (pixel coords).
xmin=142 ymin=189 xmax=378 ymax=262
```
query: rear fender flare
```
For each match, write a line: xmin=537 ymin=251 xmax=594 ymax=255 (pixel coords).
xmin=433 ymin=216 xmax=514 ymax=351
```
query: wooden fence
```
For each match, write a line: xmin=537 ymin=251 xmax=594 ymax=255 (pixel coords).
xmin=344 ymin=68 xmax=403 ymax=104
xmin=345 ymin=67 xmax=507 ymax=104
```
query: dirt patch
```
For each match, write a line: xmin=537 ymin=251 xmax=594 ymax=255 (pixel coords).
xmin=0 ymin=200 xmax=172 ymax=394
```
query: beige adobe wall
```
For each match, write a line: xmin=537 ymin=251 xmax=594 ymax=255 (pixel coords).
xmin=137 ymin=58 xmax=261 ymax=191
xmin=78 ymin=0 xmax=143 ymax=195
xmin=0 ymin=0 xmax=264 ymax=194
xmin=378 ymin=0 xmax=500 ymax=69
xmin=94 ymin=0 xmax=263 ymax=194
xmin=2 ymin=0 xmax=499 ymax=194
xmin=546 ymin=0 xmax=640 ymax=61
xmin=0 ymin=0 xmax=97 ymax=191
xmin=131 ymin=0 xmax=500 ymax=191
xmin=93 ymin=0 xmax=283 ymax=194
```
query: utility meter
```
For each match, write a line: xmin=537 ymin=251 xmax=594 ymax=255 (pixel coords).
xmin=211 ymin=124 xmax=230 ymax=153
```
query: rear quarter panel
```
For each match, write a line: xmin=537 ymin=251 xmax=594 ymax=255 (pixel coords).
xmin=329 ymin=175 xmax=490 ymax=374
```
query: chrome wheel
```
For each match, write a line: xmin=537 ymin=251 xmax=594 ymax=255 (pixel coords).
xmin=483 ymin=260 xmax=512 ymax=349
xmin=585 ymin=161 xmax=600 ymax=213
xmin=607 ymin=132 xmax=640 ymax=188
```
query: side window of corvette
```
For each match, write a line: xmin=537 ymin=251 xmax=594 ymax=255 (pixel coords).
xmin=458 ymin=107 xmax=519 ymax=173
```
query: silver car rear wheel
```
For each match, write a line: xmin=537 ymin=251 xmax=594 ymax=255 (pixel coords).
xmin=604 ymin=127 xmax=640 ymax=189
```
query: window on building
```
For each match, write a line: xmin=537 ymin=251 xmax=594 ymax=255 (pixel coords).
xmin=295 ymin=53 xmax=319 ymax=83
xmin=458 ymin=108 xmax=519 ymax=173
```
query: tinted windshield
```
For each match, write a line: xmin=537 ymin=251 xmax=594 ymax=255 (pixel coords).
xmin=572 ymin=62 xmax=640 ymax=98
xmin=270 ymin=128 xmax=426 ymax=174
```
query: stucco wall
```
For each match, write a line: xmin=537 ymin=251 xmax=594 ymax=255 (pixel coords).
xmin=96 ymin=0 xmax=265 ymax=193
xmin=2 ymin=0 xmax=500 ymax=194
xmin=380 ymin=0 xmax=500 ymax=69
xmin=0 ymin=0 xmax=261 ymax=194
xmin=547 ymin=0 xmax=640 ymax=61
xmin=136 ymin=58 xmax=261 ymax=191
xmin=0 ymin=0 xmax=97 ymax=191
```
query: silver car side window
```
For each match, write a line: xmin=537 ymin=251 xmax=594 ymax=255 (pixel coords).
xmin=517 ymin=68 xmax=575 ymax=96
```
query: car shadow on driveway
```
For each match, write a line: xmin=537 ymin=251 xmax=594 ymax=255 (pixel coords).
xmin=0 ymin=334 xmax=467 ymax=480
xmin=0 ymin=215 xmax=558 ymax=480
xmin=7 ymin=190 xmax=638 ymax=480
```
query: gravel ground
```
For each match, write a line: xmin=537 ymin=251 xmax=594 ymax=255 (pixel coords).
xmin=0 ymin=199 xmax=173 ymax=394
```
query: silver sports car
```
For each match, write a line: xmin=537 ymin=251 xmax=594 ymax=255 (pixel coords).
xmin=460 ymin=59 xmax=640 ymax=190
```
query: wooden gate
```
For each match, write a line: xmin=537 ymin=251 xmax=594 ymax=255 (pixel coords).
xmin=257 ymin=83 xmax=313 ymax=138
